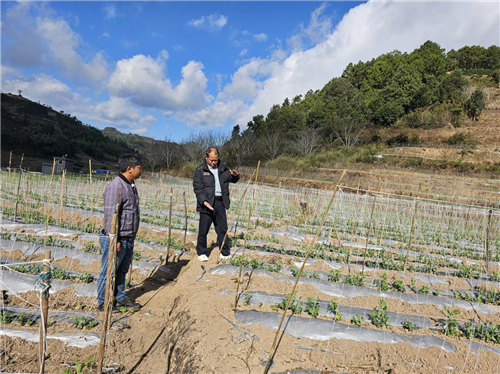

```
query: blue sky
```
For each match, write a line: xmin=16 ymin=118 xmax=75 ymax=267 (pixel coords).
xmin=2 ymin=1 xmax=498 ymax=143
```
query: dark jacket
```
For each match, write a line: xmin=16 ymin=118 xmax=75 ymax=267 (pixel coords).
xmin=193 ymin=160 xmax=240 ymax=213
xmin=103 ymin=175 xmax=140 ymax=239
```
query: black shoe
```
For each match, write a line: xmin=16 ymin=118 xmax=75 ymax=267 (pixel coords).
xmin=115 ymin=296 xmax=141 ymax=310
xmin=97 ymin=304 xmax=119 ymax=312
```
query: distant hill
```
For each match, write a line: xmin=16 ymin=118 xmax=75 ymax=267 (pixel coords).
xmin=1 ymin=93 xmax=137 ymax=171
xmin=101 ymin=127 xmax=156 ymax=152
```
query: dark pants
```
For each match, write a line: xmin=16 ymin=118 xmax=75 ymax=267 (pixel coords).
xmin=196 ymin=198 xmax=230 ymax=256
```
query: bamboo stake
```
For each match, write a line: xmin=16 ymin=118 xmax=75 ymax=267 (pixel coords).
xmin=485 ymin=209 xmax=493 ymax=274
xmin=8 ymin=150 xmax=12 ymax=175
xmin=13 ymin=153 xmax=24 ymax=222
xmin=263 ymin=170 xmax=346 ymax=374
xmin=97 ymin=197 xmax=119 ymax=374
xmin=362 ymin=178 xmax=381 ymax=274
xmin=58 ymin=169 xmax=66 ymax=225
xmin=251 ymin=162 xmax=261 ymax=230
xmin=38 ymin=250 xmax=51 ymax=374
xmin=403 ymin=183 xmax=422 ymax=273
xmin=348 ymin=182 xmax=361 ymax=273
xmin=165 ymin=187 xmax=173 ymax=264
xmin=183 ymin=191 xmax=188 ymax=250
xmin=89 ymin=160 xmax=94 ymax=233
xmin=215 ymin=167 xmax=258 ymax=265
xmin=44 ymin=159 xmax=56 ymax=238
xmin=234 ymin=162 xmax=260 ymax=308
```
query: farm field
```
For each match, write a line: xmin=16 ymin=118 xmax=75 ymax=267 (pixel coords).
xmin=1 ymin=167 xmax=499 ymax=374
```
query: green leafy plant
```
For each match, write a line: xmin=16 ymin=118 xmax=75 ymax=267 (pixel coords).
xmin=374 ymin=273 xmax=389 ymax=291
xmin=441 ymin=307 xmax=460 ymax=336
xmin=328 ymin=270 xmax=341 ymax=282
xmin=402 ymin=319 xmax=417 ymax=331
xmin=370 ymin=299 xmax=390 ymax=328
xmin=327 ymin=299 xmax=342 ymax=321
xmin=62 ymin=358 xmax=94 ymax=374
xmin=391 ymin=280 xmax=406 ymax=293
xmin=351 ymin=313 xmax=364 ymax=327
xmin=274 ymin=291 xmax=303 ymax=314
xmin=244 ymin=292 xmax=251 ymax=306
xmin=0 ymin=311 xmax=14 ymax=324
xmin=305 ymin=297 xmax=320 ymax=318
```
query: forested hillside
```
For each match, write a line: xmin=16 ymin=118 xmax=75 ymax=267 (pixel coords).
xmin=1 ymin=94 xmax=136 ymax=163
xmin=223 ymin=42 xmax=499 ymax=164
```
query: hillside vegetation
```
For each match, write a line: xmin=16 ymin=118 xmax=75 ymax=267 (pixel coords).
xmin=2 ymin=41 xmax=499 ymax=175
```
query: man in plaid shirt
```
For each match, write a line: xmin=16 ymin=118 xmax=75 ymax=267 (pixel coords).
xmin=96 ymin=154 xmax=142 ymax=311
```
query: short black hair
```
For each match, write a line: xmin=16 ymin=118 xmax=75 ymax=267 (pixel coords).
xmin=118 ymin=154 xmax=142 ymax=173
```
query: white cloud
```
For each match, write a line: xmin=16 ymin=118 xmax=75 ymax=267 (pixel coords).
xmin=177 ymin=100 xmax=246 ymax=127
xmin=2 ymin=3 xmax=108 ymax=85
xmin=253 ymin=33 xmax=268 ymax=42
xmin=102 ymin=32 xmax=110 ymax=38
xmin=131 ymin=127 xmax=149 ymax=135
xmin=2 ymin=74 xmax=156 ymax=131
xmin=104 ymin=4 xmax=116 ymax=19
xmin=286 ymin=3 xmax=332 ymax=51
xmin=187 ymin=1 xmax=500 ymax=129
xmin=173 ymin=44 xmax=184 ymax=51
xmin=36 ymin=16 xmax=109 ymax=84
xmin=188 ymin=14 xmax=228 ymax=30
xmin=107 ymin=53 xmax=210 ymax=111
xmin=2 ymin=2 xmax=46 ymax=67
xmin=239 ymin=49 xmax=248 ymax=56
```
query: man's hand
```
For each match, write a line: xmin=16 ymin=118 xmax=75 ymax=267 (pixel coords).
xmin=229 ymin=169 xmax=239 ymax=177
xmin=117 ymin=242 xmax=121 ymax=252
xmin=204 ymin=201 xmax=214 ymax=211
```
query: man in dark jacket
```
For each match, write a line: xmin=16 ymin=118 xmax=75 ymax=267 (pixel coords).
xmin=96 ymin=154 xmax=142 ymax=311
xmin=193 ymin=147 xmax=240 ymax=261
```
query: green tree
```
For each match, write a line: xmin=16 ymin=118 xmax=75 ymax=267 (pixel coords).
xmin=464 ymin=88 xmax=485 ymax=120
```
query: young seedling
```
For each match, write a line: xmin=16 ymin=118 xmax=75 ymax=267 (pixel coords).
xmin=351 ymin=313 xmax=364 ymax=327
xmin=441 ymin=307 xmax=460 ymax=336
xmin=391 ymin=280 xmax=406 ymax=293
xmin=370 ymin=299 xmax=390 ymax=328
xmin=244 ymin=292 xmax=251 ymax=306
xmin=305 ymin=297 xmax=320 ymax=318
xmin=327 ymin=299 xmax=342 ymax=321
xmin=0 ymin=311 xmax=14 ymax=324
xmin=402 ymin=319 xmax=417 ymax=331
xmin=328 ymin=270 xmax=341 ymax=283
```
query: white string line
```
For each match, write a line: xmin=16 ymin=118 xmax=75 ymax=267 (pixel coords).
xmin=345 ymin=191 xmax=373 ymax=370
xmin=318 ymin=193 xmax=350 ymax=373
xmin=0 ymin=259 xmax=51 ymax=268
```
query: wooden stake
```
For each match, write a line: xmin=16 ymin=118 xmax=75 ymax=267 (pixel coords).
xmin=403 ymin=183 xmax=422 ymax=273
xmin=234 ymin=162 xmax=260 ymax=308
xmin=38 ymin=250 xmax=51 ymax=374
xmin=97 ymin=199 xmax=119 ymax=374
xmin=348 ymin=183 xmax=361 ymax=273
xmin=183 ymin=191 xmax=188 ymax=250
xmin=8 ymin=150 xmax=12 ymax=173
xmin=263 ymin=170 xmax=346 ymax=374
xmin=45 ymin=159 xmax=56 ymax=238
xmin=485 ymin=209 xmax=493 ymax=274
xmin=89 ymin=159 xmax=94 ymax=233
xmin=362 ymin=178 xmax=381 ymax=274
xmin=165 ymin=187 xmax=173 ymax=264
xmin=13 ymin=153 xmax=24 ymax=222
xmin=58 ymin=169 xmax=66 ymax=225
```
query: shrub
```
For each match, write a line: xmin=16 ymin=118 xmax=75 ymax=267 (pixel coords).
xmin=446 ymin=132 xmax=473 ymax=146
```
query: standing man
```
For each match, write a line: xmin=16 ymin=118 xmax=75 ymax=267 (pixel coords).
xmin=96 ymin=154 xmax=142 ymax=311
xmin=193 ymin=147 xmax=240 ymax=262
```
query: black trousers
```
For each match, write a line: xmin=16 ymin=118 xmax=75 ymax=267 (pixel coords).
xmin=196 ymin=198 xmax=230 ymax=256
